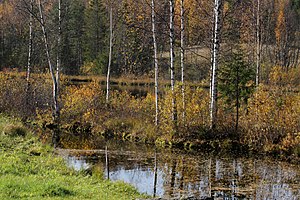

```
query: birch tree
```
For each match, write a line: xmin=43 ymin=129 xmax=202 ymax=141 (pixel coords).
xmin=151 ymin=0 xmax=159 ymax=126
xmin=180 ymin=0 xmax=185 ymax=123
xmin=210 ymin=0 xmax=223 ymax=129
xmin=25 ymin=0 xmax=34 ymax=113
xmin=106 ymin=6 xmax=113 ymax=104
xmin=26 ymin=0 xmax=33 ymax=84
xmin=56 ymin=0 xmax=62 ymax=95
xmin=170 ymin=0 xmax=177 ymax=131
xmin=38 ymin=0 xmax=60 ymax=147
xmin=256 ymin=0 xmax=261 ymax=86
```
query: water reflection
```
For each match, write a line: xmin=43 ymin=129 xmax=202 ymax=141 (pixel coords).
xmin=61 ymin=141 xmax=300 ymax=200
xmin=66 ymin=156 xmax=90 ymax=171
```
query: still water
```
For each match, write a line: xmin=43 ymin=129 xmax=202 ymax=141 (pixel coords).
xmin=60 ymin=140 xmax=300 ymax=199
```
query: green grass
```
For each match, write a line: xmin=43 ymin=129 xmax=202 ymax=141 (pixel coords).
xmin=0 ymin=115 xmax=148 ymax=200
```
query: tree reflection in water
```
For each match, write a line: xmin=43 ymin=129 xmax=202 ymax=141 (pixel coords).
xmin=61 ymin=140 xmax=300 ymax=199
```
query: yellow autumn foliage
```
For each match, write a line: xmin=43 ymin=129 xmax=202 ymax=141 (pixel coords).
xmin=159 ymin=85 xmax=210 ymax=139
xmin=239 ymin=67 xmax=300 ymax=152
xmin=1 ymin=69 xmax=300 ymax=156
xmin=61 ymin=81 xmax=104 ymax=124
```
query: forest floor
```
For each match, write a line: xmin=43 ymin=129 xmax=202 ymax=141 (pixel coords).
xmin=0 ymin=115 xmax=148 ymax=200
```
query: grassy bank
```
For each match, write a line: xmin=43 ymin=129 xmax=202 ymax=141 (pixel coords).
xmin=0 ymin=115 xmax=147 ymax=200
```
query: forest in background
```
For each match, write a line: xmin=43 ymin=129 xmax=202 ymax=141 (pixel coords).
xmin=1 ymin=0 xmax=299 ymax=79
xmin=1 ymin=0 xmax=300 ymax=160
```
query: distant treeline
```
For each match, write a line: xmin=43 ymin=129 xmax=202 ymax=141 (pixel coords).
xmin=0 ymin=0 xmax=299 ymax=81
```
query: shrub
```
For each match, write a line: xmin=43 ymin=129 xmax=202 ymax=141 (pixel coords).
xmin=159 ymin=85 xmax=210 ymax=140
xmin=0 ymin=73 xmax=62 ymax=120
xmin=239 ymin=82 xmax=300 ymax=153
xmin=61 ymin=81 xmax=105 ymax=124
xmin=2 ymin=124 xmax=27 ymax=137
xmin=60 ymin=81 xmax=155 ymax=141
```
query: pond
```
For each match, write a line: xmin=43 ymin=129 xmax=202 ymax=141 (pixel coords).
xmin=58 ymin=139 xmax=300 ymax=199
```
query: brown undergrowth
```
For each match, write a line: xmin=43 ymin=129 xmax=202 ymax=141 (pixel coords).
xmin=0 ymin=70 xmax=299 ymax=161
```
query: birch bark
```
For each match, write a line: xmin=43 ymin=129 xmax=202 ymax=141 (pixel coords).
xmin=25 ymin=0 xmax=34 ymax=117
xmin=210 ymin=0 xmax=222 ymax=129
xmin=26 ymin=0 xmax=33 ymax=83
xmin=151 ymin=0 xmax=159 ymax=126
xmin=170 ymin=0 xmax=177 ymax=131
xmin=256 ymin=0 xmax=261 ymax=86
xmin=56 ymin=0 xmax=62 ymax=95
xmin=106 ymin=6 xmax=113 ymax=104
xmin=38 ymin=0 xmax=60 ymax=146
xmin=180 ymin=0 xmax=185 ymax=123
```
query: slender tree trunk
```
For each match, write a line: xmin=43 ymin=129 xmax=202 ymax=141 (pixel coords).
xmin=106 ymin=6 xmax=113 ymax=104
xmin=256 ymin=0 xmax=261 ymax=86
xmin=57 ymin=0 xmax=62 ymax=95
xmin=180 ymin=0 xmax=185 ymax=124
xmin=25 ymin=0 xmax=34 ymax=117
xmin=170 ymin=0 xmax=177 ymax=132
xmin=26 ymin=0 xmax=33 ymax=84
xmin=151 ymin=0 xmax=159 ymax=126
xmin=210 ymin=3 xmax=216 ymax=98
xmin=210 ymin=0 xmax=222 ymax=129
xmin=38 ymin=0 xmax=60 ymax=147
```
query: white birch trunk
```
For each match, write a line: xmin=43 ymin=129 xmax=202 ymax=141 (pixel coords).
xmin=25 ymin=0 xmax=34 ymax=116
xmin=210 ymin=0 xmax=222 ymax=129
xmin=106 ymin=6 xmax=113 ymax=104
xmin=38 ymin=0 xmax=60 ymax=145
xmin=56 ymin=0 xmax=62 ymax=95
xmin=151 ymin=0 xmax=159 ymax=126
xmin=256 ymin=0 xmax=261 ymax=86
xmin=210 ymin=4 xmax=216 ymax=98
xmin=26 ymin=0 xmax=33 ymax=83
xmin=180 ymin=0 xmax=185 ymax=123
xmin=170 ymin=0 xmax=177 ymax=129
